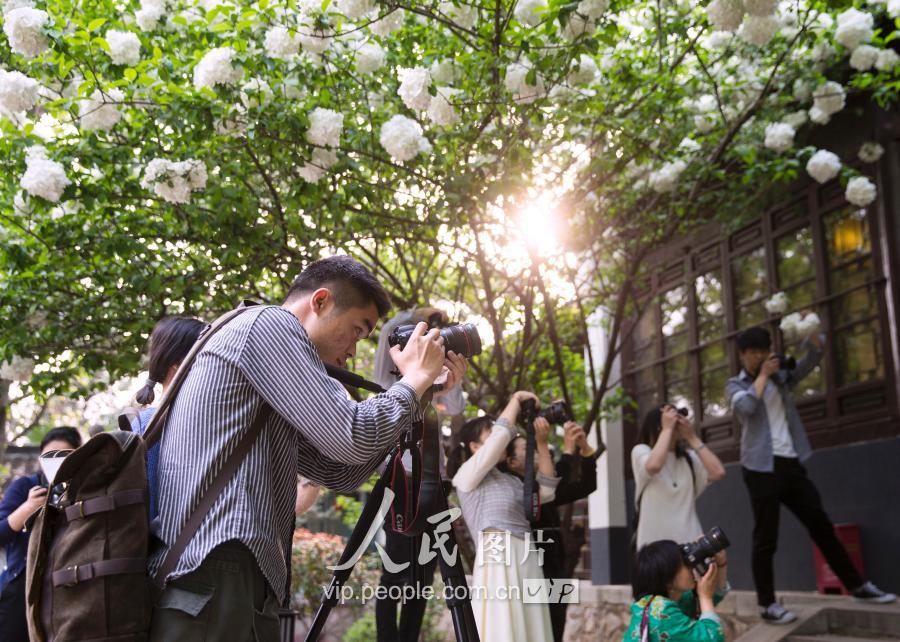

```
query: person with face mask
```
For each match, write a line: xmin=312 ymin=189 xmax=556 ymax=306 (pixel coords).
xmin=447 ymin=391 xmax=559 ymax=642
xmin=727 ymin=324 xmax=895 ymax=625
xmin=0 ymin=427 xmax=82 ymax=642
xmin=147 ymin=255 xmax=467 ymax=642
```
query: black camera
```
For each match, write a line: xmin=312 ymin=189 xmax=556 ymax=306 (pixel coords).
xmin=388 ymin=323 xmax=483 ymax=359
xmin=680 ymin=526 xmax=730 ymax=575
xmin=775 ymin=354 xmax=796 ymax=370
xmin=676 ymin=407 xmax=689 ymax=417
xmin=538 ymin=400 xmax=573 ymax=425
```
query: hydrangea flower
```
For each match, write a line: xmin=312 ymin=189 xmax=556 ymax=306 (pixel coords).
xmin=515 ymin=0 xmax=546 ymax=26
xmin=707 ymin=0 xmax=744 ymax=32
xmin=439 ymin=1 xmax=478 ymax=29
xmin=194 ymin=47 xmax=242 ymax=89
xmin=765 ymin=292 xmax=789 ymax=314
xmin=80 ymin=89 xmax=125 ymax=131
xmin=764 ymin=122 xmax=795 ymax=152
xmin=875 ymin=49 xmax=900 ymax=70
xmin=105 ymin=30 xmax=141 ymax=66
xmin=3 ymin=7 xmax=49 ymax=59
xmin=648 ymin=160 xmax=687 ymax=193
xmin=504 ymin=62 xmax=545 ymax=103
xmin=834 ymin=8 xmax=873 ymax=50
xmin=577 ymin=0 xmax=609 ymax=19
xmin=568 ymin=54 xmax=599 ymax=85
xmin=136 ymin=0 xmax=167 ymax=31
xmin=141 ymin=158 xmax=207 ymax=204
xmin=806 ymin=149 xmax=841 ymax=184
xmin=398 ymin=67 xmax=432 ymax=110
xmin=379 ymin=115 xmax=432 ymax=162
xmin=738 ymin=14 xmax=779 ymax=45
xmin=306 ymin=108 xmax=344 ymax=147
xmin=20 ymin=145 xmax=70 ymax=202
xmin=427 ymin=87 xmax=461 ymax=126
xmin=845 ymin=176 xmax=876 ymax=207
xmin=264 ymin=26 xmax=301 ymax=59
xmin=356 ymin=42 xmax=385 ymax=73
xmin=370 ymin=9 xmax=405 ymax=36
xmin=858 ymin=142 xmax=884 ymax=163
xmin=298 ymin=148 xmax=339 ymax=183
xmin=849 ymin=45 xmax=878 ymax=71
xmin=812 ymin=81 xmax=845 ymax=116
xmin=0 ymin=69 xmax=39 ymax=121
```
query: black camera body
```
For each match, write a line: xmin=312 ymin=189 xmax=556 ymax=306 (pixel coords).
xmin=775 ymin=353 xmax=797 ymax=371
xmin=680 ymin=526 xmax=730 ymax=575
xmin=676 ymin=407 xmax=689 ymax=417
xmin=538 ymin=400 xmax=573 ymax=425
xmin=388 ymin=323 xmax=483 ymax=359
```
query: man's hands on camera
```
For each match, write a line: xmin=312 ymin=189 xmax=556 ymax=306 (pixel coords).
xmin=534 ymin=416 xmax=551 ymax=445
xmin=390 ymin=321 xmax=448 ymax=398
xmin=8 ymin=485 xmax=48 ymax=532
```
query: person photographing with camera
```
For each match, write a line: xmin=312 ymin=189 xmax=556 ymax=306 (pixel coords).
xmin=448 ymin=391 xmax=560 ymax=642
xmin=728 ymin=325 xmax=894 ymax=625
xmin=631 ymin=405 xmax=725 ymax=552
xmin=624 ymin=532 xmax=730 ymax=642
xmin=147 ymin=256 xmax=466 ymax=642
xmin=0 ymin=427 xmax=82 ymax=642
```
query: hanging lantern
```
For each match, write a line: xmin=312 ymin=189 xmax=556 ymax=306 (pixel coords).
xmin=832 ymin=213 xmax=866 ymax=257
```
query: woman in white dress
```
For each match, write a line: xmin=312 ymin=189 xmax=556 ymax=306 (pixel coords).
xmin=631 ymin=404 xmax=726 ymax=552
xmin=448 ymin=391 xmax=559 ymax=642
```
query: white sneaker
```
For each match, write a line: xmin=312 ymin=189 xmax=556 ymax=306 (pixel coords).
xmin=852 ymin=581 xmax=897 ymax=604
xmin=760 ymin=603 xmax=798 ymax=624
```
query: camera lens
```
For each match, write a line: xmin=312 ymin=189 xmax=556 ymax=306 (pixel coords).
xmin=538 ymin=400 xmax=573 ymax=425
xmin=388 ymin=323 xmax=483 ymax=359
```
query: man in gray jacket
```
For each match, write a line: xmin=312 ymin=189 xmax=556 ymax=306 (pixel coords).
xmin=727 ymin=325 xmax=895 ymax=624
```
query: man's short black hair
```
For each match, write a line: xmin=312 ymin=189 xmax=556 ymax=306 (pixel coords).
xmin=284 ymin=255 xmax=392 ymax=317
xmin=632 ymin=540 xmax=684 ymax=600
xmin=40 ymin=426 xmax=82 ymax=451
xmin=736 ymin=326 xmax=771 ymax=352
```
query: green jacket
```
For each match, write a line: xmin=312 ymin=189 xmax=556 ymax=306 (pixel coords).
xmin=622 ymin=590 xmax=726 ymax=642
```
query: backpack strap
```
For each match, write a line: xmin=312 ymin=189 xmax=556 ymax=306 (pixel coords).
xmin=152 ymin=402 xmax=272 ymax=587
xmin=52 ymin=558 xmax=147 ymax=588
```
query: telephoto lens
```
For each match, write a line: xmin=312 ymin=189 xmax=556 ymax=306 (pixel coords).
xmin=680 ymin=526 xmax=730 ymax=575
xmin=388 ymin=323 xmax=483 ymax=359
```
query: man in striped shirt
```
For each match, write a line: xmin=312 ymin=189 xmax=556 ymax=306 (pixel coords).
xmin=148 ymin=256 xmax=465 ymax=641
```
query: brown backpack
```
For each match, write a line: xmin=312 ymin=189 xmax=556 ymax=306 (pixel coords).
xmin=24 ymin=302 xmax=269 ymax=642
xmin=25 ymin=430 xmax=152 ymax=642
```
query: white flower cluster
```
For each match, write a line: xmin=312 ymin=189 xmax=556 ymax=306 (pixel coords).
xmin=335 ymin=0 xmax=375 ymax=19
xmin=298 ymin=25 xmax=332 ymax=55
xmin=80 ymin=89 xmax=125 ymax=131
xmin=738 ymin=14 xmax=779 ymax=45
xmin=876 ymin=48 xmax=900 ymax=70
xmin=136 ymin=0 xmax=167 ymax=31
xmin=0 ymin=69 xmax=39 ymax=122
xmin=834 ymin=8 xmax=873 ymax=50
xmin=562 ymin=12 xmax=596 ymax=39
xmin=858 ymin=142 xmax=884 ymax=163
xmin=194 ymin=47 xmax=242 ymax=90
xmin=845 ymin=176 xmax=877 ymax=207
xmin=440 ymin=1 xmax=478 ymax=29
xmin=264 ymin=26 xmax=301 ymax=59
xmin=744 ymin=0 xmax=776 ymax=16
xmin=850 ymin=44 xmax=879 ymax=71
xmin=140 ymin=158 xmax=208 ymax=204
xmin=693 ymin=94 xmax=718 ymax=133
xmin=370 ymin=9 xmax=405 ymax=37
xmin=577 ymin=0 xmax=609 ymax=19
xmin=783 ymin=109 xmax=807 ymax=128
xmin=780 ymin=312 xmax=821 ymax=341
xmin=20 ymin=146 xmax=70 ymax=202
xmin=397 ymin=67 xmax=432 ymax=111
xmin=505 ymin=62 xmax=545 ymax=103
xmin=648 ymin=160 xmax=687 ymax=193
xmin=515 ymin=0 xmax=546 ymax=26
xmin=427 ymin=87 xmax=461 ymax=126
xmin=4 ymin=7 xmax=49 ymax=59
xmin=306 ymin=108 xmax=343 ymax=147
xmin=105 ymin=30 xmax=141 ymax=66
xmin=0 ymin=356 xmax=35 ymax=382
xmin=379 ymin=114 xmax=432 ymax=162
xmin=806 ymin=149 xmax=841 ymax=184
xmin=764 ymin=291 xmax=789 ymax=314
xmin=298 ymin=148 xmax=339 ymax=183
xmin=569 ymin=54 xmax=598 ymax=85
xmin=707 ymin=0 xmax=744 ymax=32
xmin=809 ymin=81 xmax=845 ymax=124
xmin=764 ymin=122 xmax=795 ymax=152
xmin=355 ymin=42 xmax=385 ymax=73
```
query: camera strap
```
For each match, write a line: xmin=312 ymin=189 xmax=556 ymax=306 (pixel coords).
xmin=388 ymin=402 xmax=444 ymax=536
xmin=520 ymin=400 xmax=541 ymax=522
xmin=639 ymin=599 xmax=652 ymax=642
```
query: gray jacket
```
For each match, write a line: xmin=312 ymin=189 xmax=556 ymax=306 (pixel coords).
xmin=725 ymin=337 xmax=824 ymax=472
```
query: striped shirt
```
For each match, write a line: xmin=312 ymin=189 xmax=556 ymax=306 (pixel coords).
xmin=453 ymin=423 xmax=559 ymax=538
xmin=148 ymin=305 xmax=420 ymax=601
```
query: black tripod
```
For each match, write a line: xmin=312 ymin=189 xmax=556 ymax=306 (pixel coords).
xmin=305 ymin=367 xmax=479 ymax=642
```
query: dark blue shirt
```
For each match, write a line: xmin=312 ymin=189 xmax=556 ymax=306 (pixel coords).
xmin=135 ymin=407 xmax=160 ymax=522
xmin=0 ymin=473 xmax=41 ymax=593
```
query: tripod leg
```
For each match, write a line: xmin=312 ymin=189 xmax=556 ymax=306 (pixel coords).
xmin=305 ymin=471 xmax=391 ymax=642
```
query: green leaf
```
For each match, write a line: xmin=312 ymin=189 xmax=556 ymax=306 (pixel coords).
xmin=87 ymin=18 xmax=106 ymax=32
xmin=123 ymin=68 xmax=137 ymax=81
